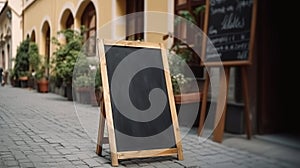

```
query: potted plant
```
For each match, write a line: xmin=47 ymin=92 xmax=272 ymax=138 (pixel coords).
xmin=74 ymin=74 xmax=93 ymax=104
xmin=28 ymin=42 xmax=41 ymax=89
xmin=14 ymin=39 xmax=31 ymax=88
xmin=51 ymin=27 xmax=85 ymax=100
xmin=168 ymin=51 xmax=201 ymax=100
xmin=72 ymin=52 xmax=101 ymax=105
xmin=35 ymin=57 xmax=49 ymax=93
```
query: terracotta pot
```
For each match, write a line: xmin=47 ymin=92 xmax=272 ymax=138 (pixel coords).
xmin=38 ymin=79 xmax=49 ymax=93
xmin=19 ymin=76 xmax=28 ymax=81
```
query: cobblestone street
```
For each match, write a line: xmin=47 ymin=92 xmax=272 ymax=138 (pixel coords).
xmin=0 ymin=86 xmax=297 ymax=168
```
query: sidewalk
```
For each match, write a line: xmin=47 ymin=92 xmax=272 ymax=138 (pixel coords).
xmin=0 ymin=86 xmax=298 ymax=168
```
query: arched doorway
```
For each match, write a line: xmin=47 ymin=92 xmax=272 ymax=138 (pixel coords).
xmin=1 ymin=50 xmax=4 ymax=69
xmin=41 ymin=21 xmax=51 ymax=78
xmin=7 ymin=44 xmax=10 ymax=70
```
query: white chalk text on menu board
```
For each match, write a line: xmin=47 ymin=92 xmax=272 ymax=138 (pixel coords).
xmin=206 ymin=0 xmax=253 ymax=62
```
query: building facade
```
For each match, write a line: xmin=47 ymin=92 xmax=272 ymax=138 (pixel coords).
xmin=0 ymin=0 xmax=23 ymax=71
xmin=22 ymin=0 xmax=174 ymax=67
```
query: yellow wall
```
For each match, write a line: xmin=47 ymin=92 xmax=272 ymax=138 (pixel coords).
xmin=23 ymin=0 xmax=171 ymax=59
xmin=23 ymin=0 xmax=117 ymax=54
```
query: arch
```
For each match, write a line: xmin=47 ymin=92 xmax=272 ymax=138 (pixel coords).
xmin=30 ymin=30 xmax=36 ymax=42
xmin=2 ymin=50 xmax=5 ymax=69
xmin=41 ymin=20 xmax=51 ymax=78
xmin=76 ymin=1 xmax=97 ymax=40
xmin=75 ymin=0 xmax=99 ymax=28
xmin=59 ymin=2 xmax=76 ymax=30
xmin=7 ymin=43 xmax=11 ymax=69
xmin=60 ymin=9 xmax=74 ymax=30
xmin=5 ymin=26 xmax=11 ymax=39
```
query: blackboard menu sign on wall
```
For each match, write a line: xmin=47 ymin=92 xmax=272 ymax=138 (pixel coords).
xmin=98 ymin=40 xmax=183 ymax=166
xmin=203 ymin=0 xmax=257 ymax=66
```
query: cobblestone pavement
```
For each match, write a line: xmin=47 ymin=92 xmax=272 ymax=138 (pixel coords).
xmin=0 ymin=86 xmax=297 ymax=168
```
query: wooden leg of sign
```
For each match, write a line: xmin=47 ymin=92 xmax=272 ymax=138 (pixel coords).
xmin=198 ymin=69 xmax=210 ymax=136
xmin=241 ymin=67 xmax=252 ymax=139
xmin=213 ymin=67 xmax=230 ymax=143
xmin=96 ymin=97 xmax=106 ymax=155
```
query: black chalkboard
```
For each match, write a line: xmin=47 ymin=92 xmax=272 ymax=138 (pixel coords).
xmin=204 ymin=0 xmax=256 ymax=65
xmin=105 ymin=45 xmax=175 ymax=151
xmin=98 ymin=40 xmax=183 ymax=166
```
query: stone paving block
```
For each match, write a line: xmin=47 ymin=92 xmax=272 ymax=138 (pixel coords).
xmin=46 ymin=150 xmax=60 ymax=155
xmin=76 ymin=165 xmax=90 ymax=168
xmin=76 ymin=153 xmax=91 ymax=160
xmin=92 ymin=156 xmax=110 ymax=164
xmin=57 ymin=160 xmax=74 ymax=167
xmin=57 ymin=148 xmax=72 ymax=155
xmin=19 ymin=162 xmax=35 ymax=168
xmin=4 ymin=160 xmax=19 ymax=166
xmin=82 ymin=158 xmax=102 ymax=167
xmin=2 ymin=156 xmax=15 ymax=161
xmin=71 ymin=160 xmax=86 ymax=166
xmin=64 ymin=154 xmax=79 ymax=161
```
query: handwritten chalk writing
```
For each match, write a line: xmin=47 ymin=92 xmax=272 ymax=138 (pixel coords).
xmin=234 ymin=43 xmax=248 ymax=50
xmin=226 ymin=5 xmax=234 ymax=12
xmin=210 ymin=0 xmax=226 ymax=6
xmin=211 ymin=36 xmax=228 ymax=44
xmin=206 ymin=53 xmax=221 ymax=59
xmin=236 ymin=0 xmax=253 ymax=11
xmin=214 ymin=42 xmax=248 ymax=52
xmin=209 ymin=26 xmax=218 ymax=35
xmin=237 ymin=51 xmax=248 ymax=59
xmin=221 ymin=13 xmax=245 ymax=30
xmin=210 ymin=6 xmax=225 ymax=15
xmin=241 ymin=34 xmax=245 ymax=40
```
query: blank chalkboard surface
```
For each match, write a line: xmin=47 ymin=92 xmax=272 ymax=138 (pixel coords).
xmin=98 ymin=40 xmax=183 ymax=166
xmin=203 ymin=0 xmax=257 ymax=66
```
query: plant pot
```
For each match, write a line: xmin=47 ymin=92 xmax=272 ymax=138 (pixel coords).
xmin=174 ymin=92 xmax=201 ymax=104
xmin=28 ymin=77 xmax=35 ymax=89
xmin=38 ymin=79 xmax=49 ymax=93
xmin=66 ymin=83 xmax=73 ymax=101
xmin=19 ymin=77 xmax=28 ymax=88
xmin=76 ymin=87 xmax=92 ymax=104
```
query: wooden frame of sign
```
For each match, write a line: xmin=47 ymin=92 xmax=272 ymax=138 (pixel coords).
xmin=198 ymin=0 xmax=257 ymax=142
xmin=96 ymin=39 xmax=183 ymax=166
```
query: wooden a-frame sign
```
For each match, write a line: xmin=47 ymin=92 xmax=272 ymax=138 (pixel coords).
xmin=198 ymin=0 xmax=257 ymax=142
xmin=96 ymin=40 xmax=183 ymax=166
